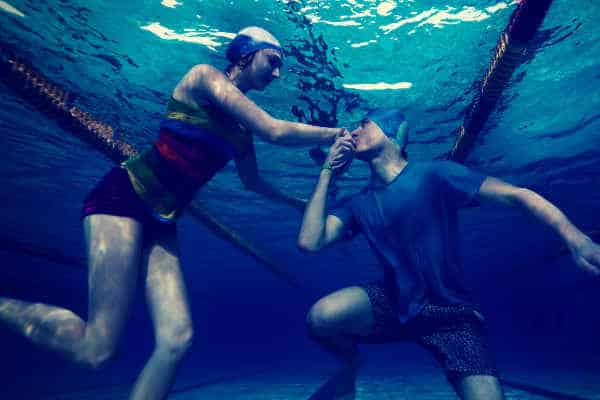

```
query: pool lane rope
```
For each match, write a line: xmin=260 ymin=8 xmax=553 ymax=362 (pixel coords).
xmin=0 ymin=42 xmax=301 ymax=289
xmin=449 ymin=0 xmax=554 ymax=163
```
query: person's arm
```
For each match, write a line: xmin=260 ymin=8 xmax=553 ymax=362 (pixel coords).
xmin=297 ymin=132 xmax=355 ymax=251
xmin=234 ymin=143 xmax=306 ymax=212
xmin=479 ymin=177 xmax=600 ymax=276
xmin=179 ymin=64 xmax=339 ymax=145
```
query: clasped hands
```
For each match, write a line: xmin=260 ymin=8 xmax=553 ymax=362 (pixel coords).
xmin=324 ymin=129 xmax=355 ymax=176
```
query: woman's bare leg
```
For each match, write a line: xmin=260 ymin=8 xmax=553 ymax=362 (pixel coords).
xmin=0 ymin=214 xmax=143 ymax=368
xmin=129 ymin=231 xmax=193 ymax=400
xmin=306 ymin=286 xmax=375 ymax=400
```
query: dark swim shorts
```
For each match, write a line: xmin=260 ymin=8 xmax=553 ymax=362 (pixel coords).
xmin=359 ymin=282 xmax=498 ymax=382
xmin=81 ymin=167 xmax=176 ymax=239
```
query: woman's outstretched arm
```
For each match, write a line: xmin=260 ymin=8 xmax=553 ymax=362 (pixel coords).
xmin=178 ymin=64 xmax=340 ymax=145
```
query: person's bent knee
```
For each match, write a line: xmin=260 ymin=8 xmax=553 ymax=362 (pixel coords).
xmin=83 ymin=350 xmax=114 ymax=370
xmin=306 ymin=302 xmax=337 ymax=339
xmin=156 ymin=324 xmax=194 ymax=361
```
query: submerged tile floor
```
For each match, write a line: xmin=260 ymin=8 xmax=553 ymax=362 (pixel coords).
xmin=45 ymin=363 xmax=600 ymax=399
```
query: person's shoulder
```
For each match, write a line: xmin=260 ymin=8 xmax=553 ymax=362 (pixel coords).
xmin=411 ymin=160 xmax=457 ymax=183
xmin=426 ymin=160 xmax=486 ymax=185
xmin=178 ymin=65 xmax=230 ymax=99
xmin=187 ymin=64 xmax=222 ymax=81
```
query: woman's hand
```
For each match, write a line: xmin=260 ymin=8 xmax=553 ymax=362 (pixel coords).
xmin=324 ymin=129 xmax=355 ymax=176
xmin=569 ymin=235 xmax=600 ymax=277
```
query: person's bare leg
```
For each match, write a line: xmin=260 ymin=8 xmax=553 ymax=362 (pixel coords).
xmin=0 ymin=214 xmax=143 ymax=368
xmin=305 ymin=286 xmax=375 ymax=400
xmin=129 ymin=232 xmax=193 ymax=400
xmin=453 ymin=375 xmax=504 ymax=400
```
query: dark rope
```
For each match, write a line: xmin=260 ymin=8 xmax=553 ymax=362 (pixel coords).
xmin=449 ymin=0 xmax=554 ymax=162
xmin=0 ymin=44 xmax=136 ymax=163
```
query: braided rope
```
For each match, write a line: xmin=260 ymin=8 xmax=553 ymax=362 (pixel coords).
xmin=0 ymin=45 xmax=136 ymax=163
xmin=449 ymin=0 xmax=553 ymax=163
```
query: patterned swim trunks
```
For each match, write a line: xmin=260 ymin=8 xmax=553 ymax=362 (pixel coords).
xmin=359 ymin=282 xmax=498 ymax=382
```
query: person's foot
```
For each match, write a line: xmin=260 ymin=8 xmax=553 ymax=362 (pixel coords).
xmin=308 ymin=363 xmax=359 ymax=400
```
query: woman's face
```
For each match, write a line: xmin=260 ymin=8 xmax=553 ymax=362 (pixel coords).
xmin=247 ymin=48 xmax=282 ymax=90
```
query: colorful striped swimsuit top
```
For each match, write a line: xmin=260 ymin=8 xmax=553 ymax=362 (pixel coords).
xmin=123 ymin=97 xmax=252 ymax=222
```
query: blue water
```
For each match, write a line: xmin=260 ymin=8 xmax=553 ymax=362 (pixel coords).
xmin=1 ymin=0 xmax=600 ymax=398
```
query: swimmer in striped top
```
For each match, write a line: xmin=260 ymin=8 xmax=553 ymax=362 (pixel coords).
xmin=0 ymin=26 xmax=344 ymax=400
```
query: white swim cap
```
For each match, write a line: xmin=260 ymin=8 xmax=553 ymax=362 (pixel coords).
xmin=226 ymin=26 xmax=283 ymax=63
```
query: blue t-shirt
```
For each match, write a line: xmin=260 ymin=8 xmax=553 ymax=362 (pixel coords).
xmin=331 ymin=161 xmax=486 ymax=322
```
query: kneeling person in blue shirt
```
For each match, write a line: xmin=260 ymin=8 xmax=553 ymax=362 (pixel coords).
xmin=297 ymin=109 xmax=600 ymax=400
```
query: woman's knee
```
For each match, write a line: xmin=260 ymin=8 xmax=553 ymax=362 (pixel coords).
xmin=73 ymin=320 xmax=126 ymax=370
xmin=156 ymin=322 xmax=194 ymax=360
xmin=77 ymin=340 xmax=118 ymax=370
